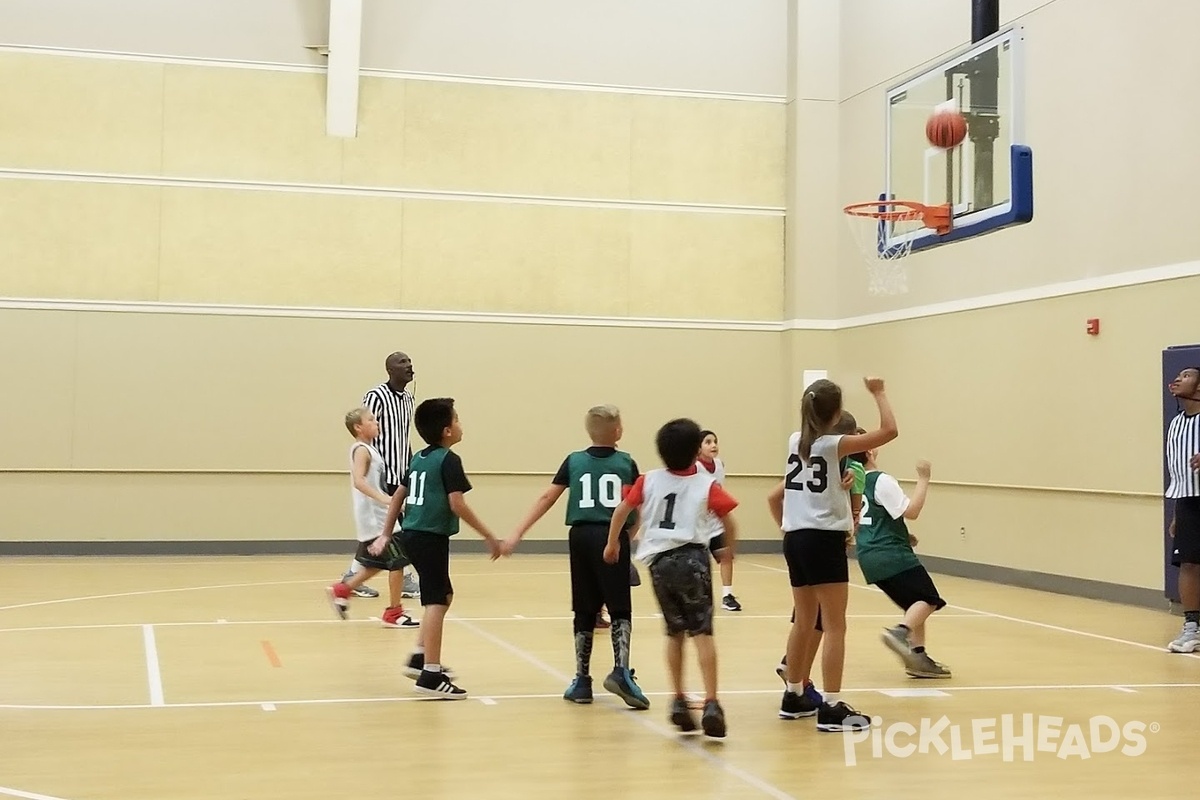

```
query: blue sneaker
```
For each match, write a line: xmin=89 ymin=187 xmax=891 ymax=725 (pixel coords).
xmin=564 ymin=675 xmax=593 ymax=704
xmin=803 ymin=680 xmax=824 ymax=707
xmin=603 ymin=667 xmax=650 ymax=709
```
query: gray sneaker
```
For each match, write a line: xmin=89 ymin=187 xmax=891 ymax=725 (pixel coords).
xmin=402 ymin=571 xmax=420 ymax=598
xmin=342 ymin=571 xmax=379 ymax=598
xmin=1168 ymin=622 xmax=1200 ymax=653
xmin=905 ymin=652 xmax=951 ymax=679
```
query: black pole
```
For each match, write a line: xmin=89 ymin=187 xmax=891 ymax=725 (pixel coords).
xmin=972 ymin=0 xmax=1000 ymax=42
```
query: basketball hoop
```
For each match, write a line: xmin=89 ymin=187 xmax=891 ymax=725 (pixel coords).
xmin=842 ymin=200 xmax=951 ymax=295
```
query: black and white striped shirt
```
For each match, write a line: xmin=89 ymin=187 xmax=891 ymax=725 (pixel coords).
xmin=362 ymin=383 xmax=415 ymax=487
xmin=1166 ymin=410 xmax=1200 ymax=498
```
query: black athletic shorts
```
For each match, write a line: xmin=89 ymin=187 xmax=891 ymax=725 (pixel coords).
xmin=709 ymin=533 xmax=727 ymax=555
xmin=648 ymin=544 xmax=714 ymax=637
xmin=401 ymin=530 xmax=452 ymax=606
xmin=354 ymin=532 xmax=409 ymax=571
xmin=568 ymin=523 xmax=632 ymax=628
xmin=874 ymin=565 xmax=946 ymax=611
xmin=783 ymin=529 xmax=850 ymax=587
xmin=1172 ymin=497 xmax=1200 ymax=566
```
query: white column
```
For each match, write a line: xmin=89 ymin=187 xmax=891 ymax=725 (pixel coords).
xmin=325 ymin=0 xmax=364 ymax=138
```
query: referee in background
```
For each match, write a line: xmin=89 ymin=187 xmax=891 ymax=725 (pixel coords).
xmin=339 ymin=351 xmax=420 ymax=599
xmin=1166 ymin=366 xmax=1200 ymax=652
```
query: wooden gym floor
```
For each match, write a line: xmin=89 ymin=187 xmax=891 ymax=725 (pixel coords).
xmin=1 ymin=554 xmax=1197 ymax=800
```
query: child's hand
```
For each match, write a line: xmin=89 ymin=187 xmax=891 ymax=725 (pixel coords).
xmin=841 ymin=469 xmax=854 ymax=490
xmin=602 ymin=543 xmax=619 ymax=564
xmin=908 ymin=533 xmax=919 ymax=547
xmin=499 ymin=536 xmax=519 ymax=557
xmin=863 ymin=376 xmax=886 ymax=394
xmin=367 ymin=534 xmax=389 ymax=557
xmin=485 ymin=536 xmax=503 ymax=561
xmin=916 ymin=460 xmax=931 ymax=479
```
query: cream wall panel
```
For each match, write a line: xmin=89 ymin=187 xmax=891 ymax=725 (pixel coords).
xmin=0 ymin=180 xmax=161 ymax=300
xmin=399 ymin=81 xmax=634 ymax=199
xmin=157 ymin=187 xmax=405 ymax=308
xmin=627 ymin=213 xmax=783 ymax=321
xmin=399 ymin=200 xmax=630 ymax=316
xmin=0 ymin=52 xmax=164 ymax=173
xmin=0 ymin=310 xmax=76 ymax=468
xmin=630 ymin=96 xmax=786 ymax=207
xmin=897 ymin=485 xmax=1161 ymax=589
xmin=838 ymin=0 xmax=967 ymax=101
xmin=786 ymin=99 xmax=839 ymax=319
xmin=340 ymin=77 xmax=408 ymax=189
xmin=835 ymin=276 xmax=1200 ymax=495
xmin=160 ymin=65 xmax=342 ymax=184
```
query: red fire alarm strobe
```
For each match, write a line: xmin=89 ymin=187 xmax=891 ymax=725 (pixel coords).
xmin=1086 ymin=318 xmax=1100 ymax=336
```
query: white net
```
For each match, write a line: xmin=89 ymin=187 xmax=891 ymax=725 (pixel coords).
xmin=843 ymin=207 xmax=926 ymax=296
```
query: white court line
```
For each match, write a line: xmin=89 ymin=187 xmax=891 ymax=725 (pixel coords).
xmin=741 ymin=560 xmax=1200 ymax=660
xmin=0 ymin=612 xmax=988 ymax=635
xmin=0 ymin=787 xmax=74 ymax=800
xmin=0 ymin=571 xmax=569 ymax=613
xmin=3 ymin=682 xmax=1199 ymax=712
xmin=455 ymin=618 xmax=798 ymax=800
xmin=141 ymin=624 xmax=164 ymax=706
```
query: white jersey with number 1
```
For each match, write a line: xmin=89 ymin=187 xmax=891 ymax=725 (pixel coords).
xmin=780 ymin=432 xmax=853 ymax=532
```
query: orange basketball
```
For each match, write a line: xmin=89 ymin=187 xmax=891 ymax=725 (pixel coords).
xmin=926 ymin=110 xmax=967 ymax=149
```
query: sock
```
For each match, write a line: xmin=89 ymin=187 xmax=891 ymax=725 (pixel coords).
xmin=574 ymin=630 xmax=594 ymax=677
xmin=912 ymin=645 xmax=926 ymax=654
xmin=610 ymin=618 xmax=631 ymax=670
xmin=824 ymin=692 xmax=841 ymax=706
xmin=1185 ymin=610 xmax=1199 ymax=626
xmin=723 ymin=586 xmax=733 ymax=598
xmin=786 ymin=682 xmax=804 ymax=694
xmin=424 ymin=663 xmax=442 ymax=673
xmin=414 ymin=645 xmax=425 ymax=655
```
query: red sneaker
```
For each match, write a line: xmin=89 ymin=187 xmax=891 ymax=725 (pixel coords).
xmin=381 ymin=606 xmax=420 ymax=628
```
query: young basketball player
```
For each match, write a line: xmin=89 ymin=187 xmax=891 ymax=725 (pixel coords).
xmin=773 ymin=415 xmax=863 ymax=701
xmin=326 ymin=408 xmax=419 ymax=628
xmin=504 ymin=404 xmax=649 ymax=709
xmin=372 ymin=398 xmax=501 ymax=699
xmin=768 ymin=377 xmax=897 ymax=731
xmin=698 ymin=430 xmax=740 ymax=612
xmin=605 ymin=418 xmax=739 ymax=738
xmin=856 ymin=452 xmax=949 ymax=677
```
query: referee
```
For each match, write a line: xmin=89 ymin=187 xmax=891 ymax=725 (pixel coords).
xmin=339 ymin=351 xmax=420 ymax=598
xmin=1166 ymin=366 xmax=1200 ymax=653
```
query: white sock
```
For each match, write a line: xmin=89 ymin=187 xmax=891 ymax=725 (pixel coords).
xmin=786 ymin=682 xmax=804 ymax=694
xmin=414 ymin=645 xmax=425 ymax=655
xmin=824 ymin=692 xmax=841 ymax=706
xmin=723 ymin=586 xmax=733 ymax=597
xmin=425 ymin=663 xmax=442 ymax=673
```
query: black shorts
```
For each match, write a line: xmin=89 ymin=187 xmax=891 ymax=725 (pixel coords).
xmin=874 ymin=565 xmax=946 ymax=611
xmin=648 ymin=544 xmax=714 ymax=637
xmin=709 ymin=533 xmax=727 ymax=555
xmin=783 ymin=529 xmax=849 ymax=587
xmin=789 ymin=606 xmax=823 ymax=632
xmin=568 ymin=524 xmax=632 ymax=628
xmin=1172 ymin=497 xmax=1200 ymax=566
xmin=354 ymin=532 xmax=409 ymax=572
xmin=401 ymin=530 xmax=453 ymax=606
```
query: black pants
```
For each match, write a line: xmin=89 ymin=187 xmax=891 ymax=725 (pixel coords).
xmin=569 ymin=524 xmax=632 ymax=633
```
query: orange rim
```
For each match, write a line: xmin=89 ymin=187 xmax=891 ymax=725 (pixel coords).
xmin=843 ymin=200 xmax=952 ymax=235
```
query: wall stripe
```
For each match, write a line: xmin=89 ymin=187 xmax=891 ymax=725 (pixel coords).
xmin=0 ymin=168 xmax=785 ymax=218
xmin=1 ymin=258 xmax=1195 ymax=333
xmin=0 ymin=44 xmax=787 ymax=103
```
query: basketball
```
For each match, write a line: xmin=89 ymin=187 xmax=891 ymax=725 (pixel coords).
xmin=926 ymin=110 xmax=967 ymax=149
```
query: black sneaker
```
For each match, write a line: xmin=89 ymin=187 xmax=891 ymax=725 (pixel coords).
xmin=670 ymin=697 xmax=698 ymax=732
xmin=563 ymin=675 xmax=593 ymax=704
xmin=778 ymin=690 xmax=818 ymax=719
xmin=816 ymin=700 xmax=871 ymax=733
xmin=701 ymin=700 xmax=727 ymax=738
xmin=721 ymin=594 xmax=742 ymax=612
xmin=403 ymin=653 xmax=456 ymax=681
xmin=414 ymin=669 xmax=468 ymax=700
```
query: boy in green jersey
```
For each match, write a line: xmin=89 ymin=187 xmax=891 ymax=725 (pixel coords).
xmin=855 ymin=451 xmax=949 ymax=678
xmin=506 ymin=404 xmax=649 ymax=709
xmin=373 ymin=397 xmax=501 ymax=699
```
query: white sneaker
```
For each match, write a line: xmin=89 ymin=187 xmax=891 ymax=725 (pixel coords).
xmin=1167 ymin=623 xmax=1200 ymax=653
